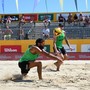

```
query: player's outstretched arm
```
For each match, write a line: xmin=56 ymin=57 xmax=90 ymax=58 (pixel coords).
xmin=42 ymin=50 xmax=63 ymax=63
xmin=31 ymin=46 xmax=63 ymax=63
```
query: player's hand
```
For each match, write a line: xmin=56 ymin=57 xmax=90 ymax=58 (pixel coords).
xmin=55 ymin=50 xmax=60 ymax=56
xmin=69 ymin=47 xmax=73 ymax=51
xmin=56 ymin=56 xmax=63 ymax=62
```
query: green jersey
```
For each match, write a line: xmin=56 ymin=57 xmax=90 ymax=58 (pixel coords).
xmin=19 ymin=48 xmax=39 ymax=62
xmin=56 ymin=30 xmax=65 ymax=48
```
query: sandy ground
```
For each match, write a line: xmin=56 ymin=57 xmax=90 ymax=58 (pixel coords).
xmin=0 ymin=60 xmax=90 ymax=90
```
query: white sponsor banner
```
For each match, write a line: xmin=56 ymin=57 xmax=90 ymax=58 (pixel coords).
xmin=63 ymin=44 xmax=77 ymax=52
xmin=81 ymin=44 xmax=90 ymax=52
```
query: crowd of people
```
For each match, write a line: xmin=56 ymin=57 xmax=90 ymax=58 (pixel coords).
xmin=58 ymin=13 xmax=90 ymax=26
xmin=1 ymin=13 xmax=90 ymax=27
xmin=0 ymin=13 xmax=90 ymax=40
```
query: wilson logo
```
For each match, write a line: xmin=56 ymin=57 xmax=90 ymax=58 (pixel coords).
xmin=4 ymin=48 xmax=17 ymax=52
xmin=1 ymin=45 xmax=21 ymax=53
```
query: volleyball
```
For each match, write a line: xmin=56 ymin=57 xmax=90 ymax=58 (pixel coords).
xmin=53 ymin=28 xmax=62 ymax=36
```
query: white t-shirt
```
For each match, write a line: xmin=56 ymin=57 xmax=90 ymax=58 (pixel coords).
xmin=43 ymin=28 xmax=50 ymax=35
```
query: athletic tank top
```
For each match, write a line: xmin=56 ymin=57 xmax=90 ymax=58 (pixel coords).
xmin=56 ymin=30 xmax=65 ymax=48
xmin=19 ymin=48 xmax=39 ymax=62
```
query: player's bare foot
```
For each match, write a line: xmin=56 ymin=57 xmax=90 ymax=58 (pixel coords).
xmin=54 ymin=61 xmax=63 ymax=71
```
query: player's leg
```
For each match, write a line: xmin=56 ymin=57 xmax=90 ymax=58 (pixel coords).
xmin=55 ymin=47 xmax=69 ymax=70
xmin=18 ymin=61 xmax=30 ymax=77
xmin=61 ymin=47 xmax=68 ymax=60
xmin=29 ymin=61 xmax=42 ymax=80
xmin=63 ymin=53 xmax=69 ymax=60
xmin=18 ymin=61 xmax=42 ymax=80
xmin=54 ymin=59 xmax=63 ymax=71
xmin=53 ymin=47 xmax=63 ymax=71
xmin=53 ymin=46 xmax=64 ymax=59
xmin=55 ymin=48 xmax=68 ymax=71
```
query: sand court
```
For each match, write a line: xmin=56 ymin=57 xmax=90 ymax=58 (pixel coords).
xmin=0 ymin=60 xmax=90 ymax=90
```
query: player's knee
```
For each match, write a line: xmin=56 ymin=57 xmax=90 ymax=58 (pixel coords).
xmin=61 ymin=55 xmax=64 ymax=60
xmin=64 ymin=55 xmax=68 ymax=60
xmin=38 ymin=62 xmax=42 ymax=67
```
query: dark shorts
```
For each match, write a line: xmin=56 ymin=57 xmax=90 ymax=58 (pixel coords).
xmin=18 ymin=61 xmax=30 ymax=74
xmin=57 ymin=47 xmax=67 ymax=55
xmin=53 ymin=46 xmax=67 ymax=55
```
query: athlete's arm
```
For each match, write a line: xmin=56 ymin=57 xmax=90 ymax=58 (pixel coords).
xmin=64 ymin=33 xmax=73 ymax=51
xmin=30 ymin=46 xmax=42 ymax=54
xmin=65 ymin=36 xmax=70 ymax=47
xmin=31 ymin=46 xmax=62 ymax=62
xmin=53 ymin=35 xmax=59 ymax=53
xmin=42 ymin=49 xmax=63 ymax=62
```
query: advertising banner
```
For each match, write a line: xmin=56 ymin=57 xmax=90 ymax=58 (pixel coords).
xmin=63 ymin=44 xmax=77 ymax=52
xmin=38 ymin=14 xmax=53 ymax=21
xmin=0 ymin=53 xmax=22 ymax=60
xmin=43 ymin=45 xmax=50 ymax=52
xmin=23 ymin=14 xmax=38 ymax=21
xmin=0 ymin=52 xmax=90 ymax=60
xmin=68 ymin=52 xmax=90 ymax=60
xmin=81 ymin=44 xmax=90 ymax=52
xmin=1 ymin=45 xmax=21 ymax=53
xmin=3 ymin=15 xmax=19 ymax=21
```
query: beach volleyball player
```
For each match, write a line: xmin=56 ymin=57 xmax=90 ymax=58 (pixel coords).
xmin=53 ymin=25 xmax=73 ymax=71
xmin=18 ymin=38 xmax=63 ymax=80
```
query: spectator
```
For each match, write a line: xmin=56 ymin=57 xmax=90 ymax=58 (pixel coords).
xmin=0 ymin=18 xmax=2 ymax=23
xmin=1 ymin=17 xmax=7 ymax=27
xmin=73 ymin=13 xmax=78 ymax=25
xmin=6 ymin=16 xmax=12 ymax=24
xmin=47 ymin=17 xmax=51 ymax=26
xmin=58 ymin=14 xmax=65 ymax=26
xmin=43 ymin=26 xmax=50 ymax=39
xmin=24 ymin=33 xmax=29 ymax=40
xmin=3 ymin=26 xmax=13 ymax=40
xmin=88 ymin=15 xmax=90 ymax=25
xmin=0 ymin=28 xmax=3 ymax=40
xmin=67 ymin=13 xmax=73 ymax=24
xmin=43 ymin=15 xmax=51 ymax=27
xmin=79 ymin=13 xmax=83 ymax=21
xmin=19 ymin=27 xmax=25 ymax=40
xmin=78 ymin=13 xmax=84 ymax=26
xmin=19 ymin=16 xmax=25 ymax=27
xmin=29 ymin=16 xmax=36 ymax=27
xmin=84 ymin=16 xmax=89 ymax=26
